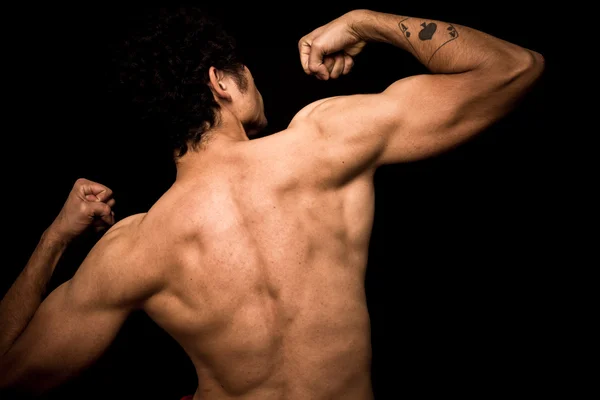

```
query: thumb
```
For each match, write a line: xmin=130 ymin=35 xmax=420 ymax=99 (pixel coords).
xmin=87 ymin=201 xmax=114 ymax=226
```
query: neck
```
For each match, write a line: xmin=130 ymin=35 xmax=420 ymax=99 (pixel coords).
xmin=208 ymin=106 xmax=250 ymax=143
xmin=174 ymin=111 xmax=248 ymax=181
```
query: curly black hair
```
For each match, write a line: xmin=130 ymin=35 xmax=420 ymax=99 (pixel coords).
xmin=112 ymin=7 xmax=248 ymax=159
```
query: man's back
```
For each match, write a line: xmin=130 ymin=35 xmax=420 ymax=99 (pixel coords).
xmin=136 ymin=125 xmax=377 ymax=399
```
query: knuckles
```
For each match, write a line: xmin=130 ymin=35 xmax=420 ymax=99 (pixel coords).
xmin=74 ymin=178 xmax=89 ymax=188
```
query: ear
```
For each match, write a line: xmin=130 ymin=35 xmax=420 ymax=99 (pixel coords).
xmin=208 ymin=66 xmax=231 ymax=101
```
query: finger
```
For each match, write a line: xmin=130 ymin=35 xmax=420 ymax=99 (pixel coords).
xmin=330 ymin=53 xmax=345 ymax=79
xmin=84 ymin=195 xmax=116 ymax=208
xmin=308 ymin=38 xmax=330 ymax=80
xmin=93 ymin=211 xmax=115 ymax=231
xmin=86 ymin=201 xmax=113 ymax=226
xmin=99 ymin=209 xmax=115 ymax=227
xmin=342 ymin=54 xmax=354 ymax=75
xmin=299 ymin=38 xmax=313 ymax=75
xmin=322 ymin=56 xmax=335 ymax=80
xmin=76 ymin=178 xmax=113 ymax=202
xmin=91 ymin=184 xmax=113 ymax=203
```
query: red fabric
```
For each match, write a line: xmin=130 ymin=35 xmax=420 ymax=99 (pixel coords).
xmin=180 ymin=396 xmax=193 ymax=400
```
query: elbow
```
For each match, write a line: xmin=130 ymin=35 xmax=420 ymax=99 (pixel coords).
xmin=530 ymin=49 xmax=545 ymax=74
xmin=522 ymin=48 xmax=545 ymax=81
xmin=507 ymin=48 xmax=545 ymax=87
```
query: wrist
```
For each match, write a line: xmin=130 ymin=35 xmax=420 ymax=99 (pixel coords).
xmin=41 ymin=225 xmax=71 ymax=250
xmin=348 ymin=9 xmax=398 ymax=44
xmin=346 ymin=9 xmax=375 ymax=40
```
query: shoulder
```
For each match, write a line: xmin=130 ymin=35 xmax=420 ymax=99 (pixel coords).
xmin=287 ymin=97 xmax=338 ymax=128
xmin=104 ymin=212 xmax=146 ymax=237
xmin=70 ymin=212 xmax=162 ymax=308
xmin=87 ymin=213 xmax=146 ymax=263
xmin=288 ymin=92 xmax=397 ymax=139
xmin=287 ymin=95 xmax=370 ymax=131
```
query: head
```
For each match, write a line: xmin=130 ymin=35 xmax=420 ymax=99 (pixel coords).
xmin=113 ymin=7 xmax=267 ymax=160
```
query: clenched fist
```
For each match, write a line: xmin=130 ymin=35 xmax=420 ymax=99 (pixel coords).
xmin=298 ymin=10 xmax=368 ymax=80
xmin=48 ymin=178 xmax=116 ymax=244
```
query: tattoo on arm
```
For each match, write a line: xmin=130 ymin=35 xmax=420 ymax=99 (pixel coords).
xmin=398 ymin=18 xmax=460 ymax=65
xmin=399 ymin=20 xmax=420 ymax=59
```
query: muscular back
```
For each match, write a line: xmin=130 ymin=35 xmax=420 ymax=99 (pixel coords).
xmin=103 ymin=25 xmax=542 ymax=396
xmin=137 ymin=115 xmax=377 ymax=399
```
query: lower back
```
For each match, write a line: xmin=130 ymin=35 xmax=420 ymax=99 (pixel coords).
xmin=160 ymin=243 xmax=373 ymax=399
xmin=187 ymin=282 xmax=374 ymax=399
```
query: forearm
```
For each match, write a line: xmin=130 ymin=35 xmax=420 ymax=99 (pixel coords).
xmin=353 ymin=9 xmax=535 ymax=74
xmin=0 ymin=228 xmax=67 ymax=355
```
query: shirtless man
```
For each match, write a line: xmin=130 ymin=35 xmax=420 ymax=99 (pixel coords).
xmin=0 ymin=8 xmax=544 ymax=399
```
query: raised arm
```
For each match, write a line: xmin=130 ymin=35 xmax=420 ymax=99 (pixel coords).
xmin=0 ymin=213 xmax=158 ymax=395
xmin=0 ymin=179 xmax=159 ymax=395
xmin=0 ymin=178 xmax=115 ymax=357
xmin=297 ymin=9 xmax=544 ymax=180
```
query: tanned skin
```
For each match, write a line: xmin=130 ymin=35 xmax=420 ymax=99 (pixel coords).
xmin=0 ymin=9 xmax=543 ymax=400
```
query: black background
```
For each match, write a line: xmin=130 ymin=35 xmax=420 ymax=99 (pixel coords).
xmin=1 ymin=2 xmax=569 ymax=399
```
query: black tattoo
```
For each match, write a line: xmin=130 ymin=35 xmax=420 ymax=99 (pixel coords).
xmin=398 ymin=18 xmax=460 ymax=66
xmin=400 ymin=22 xmax=411 ymax=38
xmin=427 ymin=24 xmax=459 ymax=65
xmin=418 ymin=22 xmax=437 ymax=41
xmin=398 ymin=18 xmax=419 ymax=58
